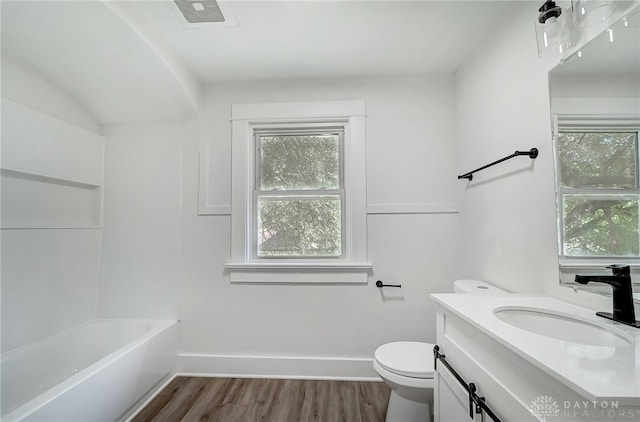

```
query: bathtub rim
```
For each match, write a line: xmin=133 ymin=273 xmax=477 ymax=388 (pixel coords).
xmin=1 ymin=318 xmax=178 ymax=421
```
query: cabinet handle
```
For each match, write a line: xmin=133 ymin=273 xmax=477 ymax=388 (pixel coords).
xmin=469 ymin=383 xmax=476 ymax=419
xmin=469 ymin=383 xmax=487 ymax=420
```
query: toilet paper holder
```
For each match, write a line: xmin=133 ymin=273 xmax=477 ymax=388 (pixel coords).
xmin=376 ymin=280 xmax=401 ymax=288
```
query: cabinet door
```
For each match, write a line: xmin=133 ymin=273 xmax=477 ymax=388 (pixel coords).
xmin=435 ymin=362 xmax=482 ymax=422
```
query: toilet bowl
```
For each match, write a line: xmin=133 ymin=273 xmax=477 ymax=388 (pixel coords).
xmin=373 ymin=280 xmax=508 ymax=422
xmin=374 ymin=342 xmax=434 ymax=422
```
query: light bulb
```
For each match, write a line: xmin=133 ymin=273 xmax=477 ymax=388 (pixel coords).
xmin=544 ymin=16 xmax=562 ymax=39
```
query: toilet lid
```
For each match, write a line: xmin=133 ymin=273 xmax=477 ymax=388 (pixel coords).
xmin=374 ymin=341 xmax=434 ymax=379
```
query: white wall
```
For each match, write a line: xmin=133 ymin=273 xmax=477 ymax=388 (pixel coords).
xmin=178 ymin=75 xmax=459 ymax=375
xmin=97 ymin=123 xmax=185 ymax=319
xmin=454 ymin=1 xmax=640 ymax=312
xmin=551 ymin=74 xmax=640 ymax=100
xmin=454 ymin=3 xmax=558 ymax=294
xmin=551 ymin=74 xmax=640 ymax=115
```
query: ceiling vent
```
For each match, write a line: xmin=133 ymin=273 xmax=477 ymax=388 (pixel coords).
xmin=174 ymin=0 xmax=225 ymax=24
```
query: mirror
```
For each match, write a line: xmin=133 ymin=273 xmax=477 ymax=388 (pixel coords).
xmin=549 ymin=5 xmax=640 ymax=300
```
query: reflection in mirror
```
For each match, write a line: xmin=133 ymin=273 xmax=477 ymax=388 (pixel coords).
xmin=549 ymin=5 xmax=640 ymax=301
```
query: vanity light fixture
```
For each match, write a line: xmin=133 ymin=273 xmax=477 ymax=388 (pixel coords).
xmin=572 ymin=0 xmax=616 ymax=27
xmin=535 ymin=0 xmax=571 ymax=57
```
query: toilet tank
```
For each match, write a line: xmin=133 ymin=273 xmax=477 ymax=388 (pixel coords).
xmin=453 ymin=279 xmax=509 ymax=295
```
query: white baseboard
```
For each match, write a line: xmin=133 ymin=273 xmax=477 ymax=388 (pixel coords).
xmin=177 ymin=354 xmax=381 ymax=381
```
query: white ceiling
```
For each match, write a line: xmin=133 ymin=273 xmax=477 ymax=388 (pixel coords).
xmin=1 ymin=1 xmax=524 ymax=125
xmin=1 ymin=0 xmax=201 ymax=125
xmin=110 ymin=0 xmax=523 ymax=82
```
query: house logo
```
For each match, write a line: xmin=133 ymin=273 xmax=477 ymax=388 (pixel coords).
xmin=530 ymin=395 xmax=560 ymax=420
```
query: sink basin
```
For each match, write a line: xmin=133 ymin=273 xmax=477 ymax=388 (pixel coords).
xmin=493 ymin=307 xmax=632 ymax=347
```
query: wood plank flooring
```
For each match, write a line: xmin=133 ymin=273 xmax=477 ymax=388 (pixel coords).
xmin=132 ymin=377 xmax=390 ymax=422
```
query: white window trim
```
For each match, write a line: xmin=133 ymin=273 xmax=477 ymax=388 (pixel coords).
xmin=225 ymin=100 xmax=371 ymax=283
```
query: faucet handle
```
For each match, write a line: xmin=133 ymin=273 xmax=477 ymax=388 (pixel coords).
xmin=606 ymin=264 xmax=630 ymax=276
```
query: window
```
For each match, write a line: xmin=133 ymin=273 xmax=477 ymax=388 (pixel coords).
xmin=255 ymin=128 xmax=344 ymax=258
xmin=226 ymin=101 xmax=370 ymax=283
xmin=555 ymin=118 xmax=640 ymax=270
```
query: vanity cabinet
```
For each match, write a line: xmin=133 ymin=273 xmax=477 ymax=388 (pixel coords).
xmin=434 ymin=301 xmax=640 ymax=422
xmin=434 ymin=307 xmax=534 ymax=421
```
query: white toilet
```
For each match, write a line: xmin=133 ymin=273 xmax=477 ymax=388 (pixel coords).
xmin=373 ymin=279 xmax=508 ymax=422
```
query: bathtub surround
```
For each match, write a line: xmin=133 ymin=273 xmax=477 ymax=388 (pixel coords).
xmin=0 ymin=54 xmax=106 ymax=354
xmin=0 ymin=96 xmax=104 ymax=353
xmin=1 ymin=39 xmax=181 ymax=421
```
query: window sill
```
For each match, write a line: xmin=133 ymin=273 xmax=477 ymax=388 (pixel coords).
xmin=559 ymin=259 xmax=640 ymax=271
xmin=224 ymin=262 xmax=373 ymax=284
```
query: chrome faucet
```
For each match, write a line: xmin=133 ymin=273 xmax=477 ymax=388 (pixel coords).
xmin=575 ymin=265 xmax=639 ymax=328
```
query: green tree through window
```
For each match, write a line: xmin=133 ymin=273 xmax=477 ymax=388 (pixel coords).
xmin=557 ymin=131 xmax=640 ymax=257
xmin=255 ymin=131 xmax=344 ymax=257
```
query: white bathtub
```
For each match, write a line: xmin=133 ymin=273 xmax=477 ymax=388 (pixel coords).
xmin=1 ymin=319 xmax=177 ymax=421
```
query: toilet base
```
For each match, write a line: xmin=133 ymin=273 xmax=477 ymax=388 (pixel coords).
xmin=385 ymin=390 xmax=432 ymax=422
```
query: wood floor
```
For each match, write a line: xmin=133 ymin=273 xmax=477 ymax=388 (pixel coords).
xmin=132 ymin=377 xmax=390 ymax=422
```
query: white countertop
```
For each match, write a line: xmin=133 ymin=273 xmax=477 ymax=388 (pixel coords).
xmin=430 ymin=294 xmax=640 ymax=403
